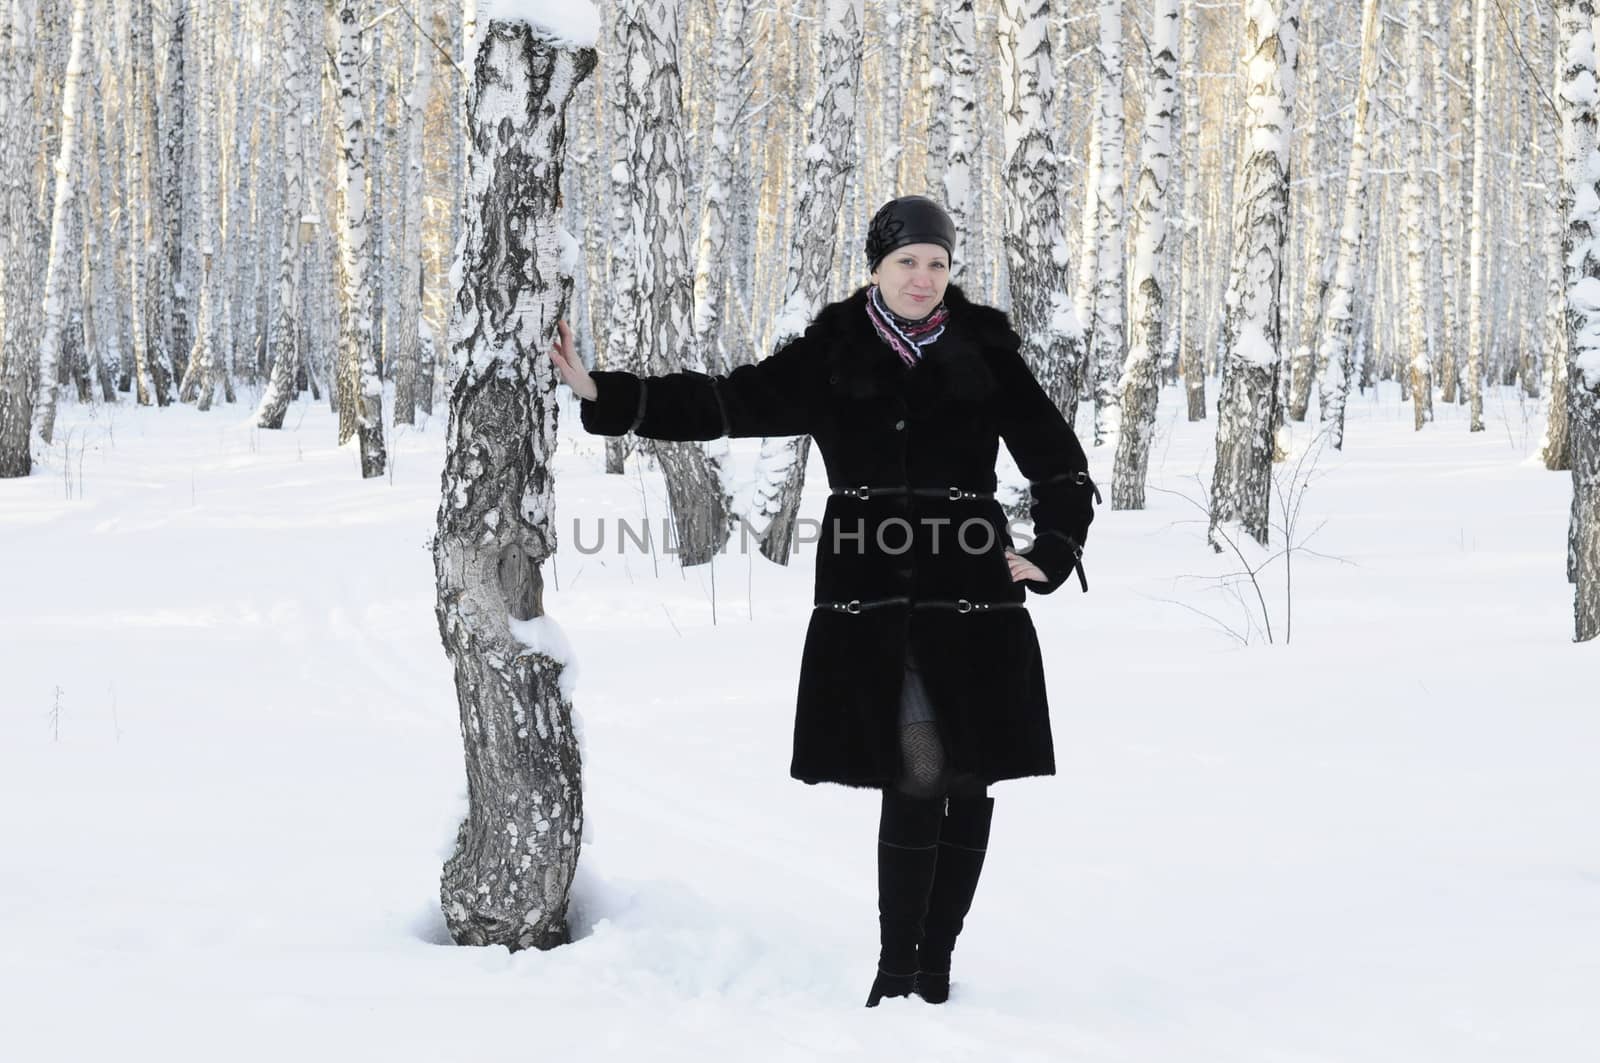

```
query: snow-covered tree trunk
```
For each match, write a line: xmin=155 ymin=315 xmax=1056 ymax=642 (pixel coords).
xmin=1112 ymin=0 xmax=1179 ymax=509
xmin=332 ymin=0 xmax=385 ymax=477
xmin=1427 ymin=0 xmax=1461 ymax=408
xmin=436 ymin=18 xmax=596 ymax=949
xmin=393 ymin=8 xmax=431 ymax=426
xmin=1461 ymin=0 xmax=1490 ymax=431
xmin=125 ymin=0 xmax=167 ymax=410
xmin=921 ymin=0 xmax=949 ymax=196
xmin=0 ymin=0 xmax=42 ymax=478
xmin=942 ymin=0 xmax=976 ymax=280
xmin=1209 ymin=0 xmax=1300 ymax=547
xmin=1089 ymin=0 xmax=1127 ymax=447
xmin=1558 ymin=0 xmax=1600 ymax=641
xmin=178 ymin=0 xmax=220 ymax=408
xmin=600 ymin=0 xmax=640 ymax=477
xmin=747 ymin=0 xmax=862 ymax=563
xmin=1546 ymin=0 xmax=1579 ymax=471
xmin=691 ymin=0 xmax=745 ymax=377
xmin=1178 ymin=0 xmax=1206 ymax=421
xmin=1286 ymin=3 xmax=1325 ymax=422
xmin=28 ymin=0 xmax=90 ymax=448
xmin=997 ymin=0 xmax=1084 ymax=416
xmin=1403 ymin=0 xmax=1432 ymax=431
xmin=1073 ymin=111 xmax=1101 ymax=416
xmin=156 ymin=0 xmax=188 ymax=387
xmin=611 ymin=0 xmax=728 ymax=566
xmin=258 ymin=0 xmax=308 ymax=430
xmin=1313 ymin=0 xmax=1380 ymax=451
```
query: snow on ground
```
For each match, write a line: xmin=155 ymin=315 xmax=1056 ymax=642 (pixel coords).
xmin=1 ymin=381 xmax=1595 ymax=1062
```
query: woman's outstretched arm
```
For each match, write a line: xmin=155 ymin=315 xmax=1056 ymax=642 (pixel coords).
xmin=548 ymin=319 xmax=820 ymax=441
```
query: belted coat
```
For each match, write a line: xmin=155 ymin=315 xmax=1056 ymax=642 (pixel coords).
xmin=577 ymin=283 xmax=1096 ymax=789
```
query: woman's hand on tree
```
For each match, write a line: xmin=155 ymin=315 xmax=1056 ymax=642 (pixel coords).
xmin=1005 ymin=549 xmax=1046 ymax=583
xmin=546 ymin=320 xmax=597 ymax=401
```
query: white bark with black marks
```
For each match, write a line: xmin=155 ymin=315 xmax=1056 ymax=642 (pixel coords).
xmin=1313 ymin=0 xmax=1380 ymax=450
xmin=1112 ymin=0 xmax=1178 ymax=509
xmin=997 ymin=0 xmax=1083 ymax=414
xmin=747 ymin=0 xmax=862 ymax=562
xmin=1089 ymin=0 xmax=1126 ymax=447
xmin=0 ymin=0 xmax=42 ymax=478
xmin=332 ymin=0 xmax=386 ymax=477
xmin=1209 ymin=0 xmax=1300 ymax=547
xmin=436 ymin=20 xmax=596 ymax=948
xmin=29 ymin=0 xmax=90 ymax=449
xmin=258 ymin=0 xmax=309 ymax=430
xmin=1556 ymin=0 xmax=1600 ymax=640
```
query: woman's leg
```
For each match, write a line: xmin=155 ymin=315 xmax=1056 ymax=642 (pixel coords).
xmin=865 ymin=650 xmax=945 ymax=1006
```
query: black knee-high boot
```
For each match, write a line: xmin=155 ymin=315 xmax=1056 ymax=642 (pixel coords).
xmin=914 ymin=794 xmax=994 ymax=1004
xmin=864 ymin=789 xmax=945 ymax=1007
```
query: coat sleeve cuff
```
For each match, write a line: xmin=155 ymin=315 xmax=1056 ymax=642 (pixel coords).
xmin=1016 ymin=530 xmax=1084 ymax=596
xmin=578 ymin=371 xmax=647 ymax=436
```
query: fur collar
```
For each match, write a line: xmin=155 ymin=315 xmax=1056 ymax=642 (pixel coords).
xmin=816 ymin=282 xmax=999 ymax=402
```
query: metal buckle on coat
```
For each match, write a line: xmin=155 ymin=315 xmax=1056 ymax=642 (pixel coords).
xmin=830 ymin=485 xmax=994 ymax=500
xmin=814 ymin=596 xmax=913 ymax=613
xmin=919 ymin=598 xmax=1025 ymax=613
xmin=1029 ymin=469 xmax=1104 ymax=505
xmin=813 ymin=597 xmax=1023 ymax=614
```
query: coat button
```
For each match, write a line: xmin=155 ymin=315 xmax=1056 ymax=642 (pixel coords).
xmin=893 ymin=419 xmax=906 ymax=431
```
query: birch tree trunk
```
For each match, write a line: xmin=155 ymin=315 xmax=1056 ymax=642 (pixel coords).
xmin=601 ymin=1 xmax=640 ymax=477
xmin=393 ymin=7 xmax=431 ymax=426
xmin=333 ymin=0 xmax=386 ymax=478
xmin=258 ymin=0 xmax=308 ymax=430
xmin=997 ymin=0 xmax=1084 ymax=417
xmin=1403 ymin=0 xmax=1432 ymax=430
xmin=1178 ymin=0 xmax=1206 ymax=420
xmin=1558 ymin=0 xmax=1600 ymax=641
xmin=0 ymin=0 xmax=42 ymax=477
xmin=28 ymin=0 xmax=90 ymax=448
xmin=437 ymin=18 xmax=596 ymax=948
xmin=1286 ymin=2 xmax=1325 ymax=422
xmin=126 ymin=0 xmax=168 ymax=409
xmin=1313 ymin=0 xmax=1381 ymax=450
xmin=942 ymin=0 xmax=976 ymax=280
xmin=1209 ymin=0 xmax=1300 ymax=547
xmin=1545 ymin=0 xmax=1578 ymax=470
xmin=614 ymin=0 xmax=727 ymax=565
xmin=1464 ymin=0 xmax=1489 ymax=430
xmin=691 ymin=0 xmax=746 ymax=376
xmin=1112 ymin=0 xmax=1179 ymax=509
xmin=747 ymin=0 xmax=862 ymax=563
xmin=1090 ymin=0 xmax=1127 ymax=447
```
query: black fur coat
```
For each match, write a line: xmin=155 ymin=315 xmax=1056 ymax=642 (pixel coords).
xmin=578 ymin=282 xmax=1096 ymax=789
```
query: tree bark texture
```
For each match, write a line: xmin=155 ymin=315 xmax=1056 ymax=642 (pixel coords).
xmin=436 ymin=20 xmax=597 ymax=948
xmin=1090 ymin=0 xmax=1127 ymax=447
xmin=748 ymin=0 xmax=863 ymax=564
xmin=333 ymin=0 xmax=386 ymax=477
xmin=1210 ymin=0 xmax=1300 ymax=547
xmin=998 ymin=0 xmax=1084 ymax=422
xmin=1113 ymin=0 xmax=1179 ymax=509
xmin=1313 ymin=0 xmax=1380 ymax=451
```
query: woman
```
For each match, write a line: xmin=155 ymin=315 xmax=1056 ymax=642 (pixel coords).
xmin=548 ymin=195 xmax=1097 ymax=1007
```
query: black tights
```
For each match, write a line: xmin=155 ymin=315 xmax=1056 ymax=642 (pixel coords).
xmin=893 ymin=720 xmax=988 ymax=800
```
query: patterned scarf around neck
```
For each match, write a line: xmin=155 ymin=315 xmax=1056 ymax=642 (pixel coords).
xmin=864 ymin=284 xmax=949 ymax=367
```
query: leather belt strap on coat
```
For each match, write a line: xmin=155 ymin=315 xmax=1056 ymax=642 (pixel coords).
xmin=829 ymin=485 xmax=995 ymax=501
xmin=813 ymin=597 xmax=1025 ymax=614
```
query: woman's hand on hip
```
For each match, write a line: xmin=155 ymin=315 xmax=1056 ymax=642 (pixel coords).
xmin=546 ymin=320 xmax=598 ymax=401
xmin=1005 ymin=549 xmax=1045 ymax=583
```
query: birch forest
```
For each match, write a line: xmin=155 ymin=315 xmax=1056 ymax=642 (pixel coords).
xmin=1 ymin=0 xmax=1597 ymax=645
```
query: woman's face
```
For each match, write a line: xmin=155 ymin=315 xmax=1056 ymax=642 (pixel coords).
xmin=870 ymin=243 xmax=950 ymax=319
